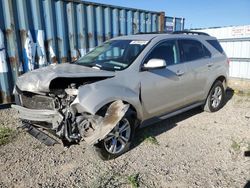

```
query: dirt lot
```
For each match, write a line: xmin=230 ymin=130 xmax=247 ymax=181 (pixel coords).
xmin=0 ymin=90 xmax=249 ymax=188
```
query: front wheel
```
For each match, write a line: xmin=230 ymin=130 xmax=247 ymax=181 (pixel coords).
xmin=94 ymin=111 xmax=136 ymax=160
xmin=204 ymin=80 xmax=225 ymax=112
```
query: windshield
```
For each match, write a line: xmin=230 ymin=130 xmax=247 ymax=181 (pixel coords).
xmin=75 ymin=40 xmax=148 ymax=71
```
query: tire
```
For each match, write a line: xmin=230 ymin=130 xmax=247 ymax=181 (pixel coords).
xmin=94 ymin=110 xmax=136 ymax=160
xmin=204 ymin=80 xmax=225 ymax=112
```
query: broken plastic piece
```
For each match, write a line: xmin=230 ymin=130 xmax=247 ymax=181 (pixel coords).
xmin=22 ymin=121 xmax=59 ymax=146
xmin=84 ymin=100 xmax=129 ymax=145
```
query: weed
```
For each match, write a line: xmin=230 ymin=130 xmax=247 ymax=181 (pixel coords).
xmin=247 ymin=142 xmax=250 ymax=151
xmin=0 ymin=127 xmax=15 ymax=146
xmin=128 ymin=173 xmax=139 ymax=188
xmin=33 ymin=144 xmax=43 ymax=150
xmin=144 ymin=136 xmax=159 ymax=145
xmin=234 ymin=89 xmax=250 ymax=97
xmin=231 ymin=140 xmax=241 ymax=152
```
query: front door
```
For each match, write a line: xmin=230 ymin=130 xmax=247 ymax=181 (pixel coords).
xmin=140 ymin=40 xmax=190 ymax=119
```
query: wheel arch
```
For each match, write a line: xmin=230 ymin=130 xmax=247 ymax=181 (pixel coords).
xmin=205 ymin=75 xmax=227 ymax=100
xmin=96 ymin=100 xmax=140 ymax=121
xmin=204 ymin=76 xmax=226 ymax=112
xmin=215 ymin=75 xmax=227 ymax=90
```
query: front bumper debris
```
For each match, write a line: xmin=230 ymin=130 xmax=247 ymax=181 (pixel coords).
xmin=11 ymin=105 xmax=63 ymax=126
xmin=21 ymin=121 xmax=60 ymax=146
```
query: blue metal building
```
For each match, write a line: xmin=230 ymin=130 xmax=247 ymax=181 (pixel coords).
xmin=0 ymin=0 xmax=184 ymax=104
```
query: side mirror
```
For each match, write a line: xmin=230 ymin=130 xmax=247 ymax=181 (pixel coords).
xmin=142 ymin=59 xmax=167 ymax=70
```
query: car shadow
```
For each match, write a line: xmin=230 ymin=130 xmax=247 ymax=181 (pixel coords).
xmin=130 ymin=88 xmax=234 ymax=151
xmin=224 ymin=87 xmax=234 ymax=106
xmin=0 ymin=103 xmax=12 ymax=110
xmin=131 ymin=106 xmax=203 ymax=150
xmin=244 ymin=181 xmax=250 ymax=188
xmin=243 ymin=149 xmax=250 ymax=188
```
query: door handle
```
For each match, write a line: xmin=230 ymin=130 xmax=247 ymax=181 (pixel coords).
xmin=207 ymin=63 xmax=213 ymax=67
xmin=176 ymin=70 xmax=184 ymax=76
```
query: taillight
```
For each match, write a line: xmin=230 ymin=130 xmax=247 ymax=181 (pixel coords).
xmin=227 ymin=58 xmax=230 ymax=66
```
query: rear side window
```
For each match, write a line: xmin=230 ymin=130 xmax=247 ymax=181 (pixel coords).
xmin=206 ymin=40 xmax=224 ymax=53
xmin=178 ymin=39 xmax=211 ymax=62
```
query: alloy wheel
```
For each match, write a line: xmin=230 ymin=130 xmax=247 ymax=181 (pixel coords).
xmin=211 ymin=86 xmax=222 ymax=108
xmin=103 ymin=118 xmax=131 ymax=154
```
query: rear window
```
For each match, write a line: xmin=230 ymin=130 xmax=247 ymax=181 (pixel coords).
xmin=206 ymin=40 xmax=224 ymax=53
xmin=178 ymin=39 xmax=211 ymax=62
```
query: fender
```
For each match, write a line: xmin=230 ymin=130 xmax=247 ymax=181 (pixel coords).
xmin=71 ymin=82 xmax=143 ymax=120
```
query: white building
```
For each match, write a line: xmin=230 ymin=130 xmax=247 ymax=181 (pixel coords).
xmin=197 ymin=25 xmax=250 ymax=79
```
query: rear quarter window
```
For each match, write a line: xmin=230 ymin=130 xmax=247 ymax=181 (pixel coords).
xmin=178 ymin=39 xmax=211 ymax=62
xmin=206 ymin=40 xmax=224 ymax=53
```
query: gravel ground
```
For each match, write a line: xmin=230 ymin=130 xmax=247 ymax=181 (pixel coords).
xmin=0 ymin=91 xmax=249 ymax=188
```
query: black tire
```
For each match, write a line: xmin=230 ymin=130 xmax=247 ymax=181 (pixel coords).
xmin=204 ymin=80 xmax=225 ymax=112
xmin=94 ymin=110 xmax=136 ymax=160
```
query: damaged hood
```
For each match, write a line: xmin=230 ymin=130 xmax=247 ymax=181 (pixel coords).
xmin=16 ymin=63 xmax=115 ymax=93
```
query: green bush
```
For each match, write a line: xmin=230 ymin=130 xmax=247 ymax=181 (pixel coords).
xmin=0 ymin=127 xmax=15 ymax=146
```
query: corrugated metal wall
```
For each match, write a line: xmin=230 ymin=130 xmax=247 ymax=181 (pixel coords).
xmin=220 ymin=38 xmax=250 ymax=79
xmin=196 ymin=25 xmax=250 ymax=80
xmin=0 ymin=0 xmax=184 ymax=104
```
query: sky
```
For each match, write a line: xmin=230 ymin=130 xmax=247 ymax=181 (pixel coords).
xmin=88 ymin=0 xmax=250 ymax=29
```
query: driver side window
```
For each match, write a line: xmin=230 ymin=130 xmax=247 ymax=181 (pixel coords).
xmin=146 ymin=40 xmax=179 ymax=66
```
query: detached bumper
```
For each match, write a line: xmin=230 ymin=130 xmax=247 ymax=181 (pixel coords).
xmin=11 ymin=105 xmax=63 ymax=125
xmin=21 ymin=121 xmax=60 ymax=146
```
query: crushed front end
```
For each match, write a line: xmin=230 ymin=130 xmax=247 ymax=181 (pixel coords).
xmin=12 ymin=84 xmax=129 ymax=147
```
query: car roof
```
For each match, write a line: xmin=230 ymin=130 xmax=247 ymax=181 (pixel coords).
xmin=111 ymin=33 xmax=216 ymax=41
xmin=111 ymin=34 xmax=160 ymax=41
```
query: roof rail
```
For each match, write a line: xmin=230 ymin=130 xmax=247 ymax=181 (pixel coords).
xmin=135 ymin=31 xmax=167 ymax=35
xmin=135 ymin=30 xmax=210 ymax=36
xmin=172 ymin=30 xmax=210 ymax=36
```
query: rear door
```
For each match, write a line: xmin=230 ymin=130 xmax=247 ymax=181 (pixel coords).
xmin=178 ymin=39 xmax=212 ymax=103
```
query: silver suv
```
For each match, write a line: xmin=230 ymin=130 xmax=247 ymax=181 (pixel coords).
xmin=12 ymin=31 xmax=229 ymax=159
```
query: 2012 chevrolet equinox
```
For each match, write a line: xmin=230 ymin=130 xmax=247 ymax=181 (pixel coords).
xmin=12 ymin=31 xmax=229 ymax=160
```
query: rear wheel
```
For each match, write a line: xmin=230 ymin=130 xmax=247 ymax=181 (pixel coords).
xmin=94 ymin=110 xmax=136 ymax=160
xmin=204 ymin=80 xmax=225 ymax=112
